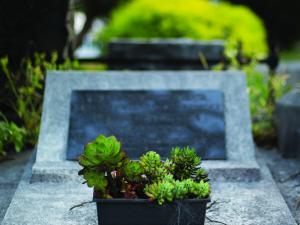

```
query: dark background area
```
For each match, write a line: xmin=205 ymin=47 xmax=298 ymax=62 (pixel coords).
xmin=0 ymin=0 xmax=300 ymax=63
xmin=0 ymin=0 xmax=72 ymax=66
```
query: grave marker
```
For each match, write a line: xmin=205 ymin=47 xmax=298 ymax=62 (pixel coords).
xmin=32 ymin=71 xmax=260 ymax=182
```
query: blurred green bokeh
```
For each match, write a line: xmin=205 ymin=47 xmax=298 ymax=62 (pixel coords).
xmin=95 ymin=0 xmax=268 ymax=58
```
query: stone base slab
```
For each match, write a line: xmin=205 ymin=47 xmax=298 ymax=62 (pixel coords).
xmin=2 ymin=156 xmax=296 ymax=225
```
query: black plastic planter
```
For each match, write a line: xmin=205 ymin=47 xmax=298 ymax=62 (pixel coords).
xmin=93 ymin=197 xmax=210 ymax=225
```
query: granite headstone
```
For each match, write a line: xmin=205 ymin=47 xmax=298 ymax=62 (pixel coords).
xmin=106 ymin=39 xmax=225 ymax=70
xmin=32 ymin=71 xmax=260 ymax=182
xmin=276 ymin=88 xmax=300 ymax=158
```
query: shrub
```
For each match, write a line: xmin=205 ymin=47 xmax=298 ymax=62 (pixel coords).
xmin=0 ymin=117 xmax=26 ymax=159
xmin=215 ymin=57 xmax=291 ymax=145
xmin=245 ymin=62 xmax=290 ymax=145
xmin=78 ymin=135 xmax=210 ymax=205
xmin=96 ymin=0 xmax=268 ymax=57
xmin=0 ymin=53 xmax=80 ymax=156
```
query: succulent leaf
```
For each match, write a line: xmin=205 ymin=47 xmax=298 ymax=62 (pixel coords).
xmin=79 ymin=168 xmax=108 ymax=193
xmin=79 ymin=135 xmax=125 ymax=170
xmin=123 ymin=161 xmax=144 ymax=182
xmin=140 ymin=151 xmax=165 ymax=181
xmin=170 ymin=146 xmax=201 ymax=180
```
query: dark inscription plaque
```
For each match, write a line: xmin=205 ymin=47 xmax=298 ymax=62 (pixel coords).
xmin=67 ymin=90 xmax=226 ymax=160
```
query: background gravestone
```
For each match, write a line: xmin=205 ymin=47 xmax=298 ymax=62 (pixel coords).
xmin=105 ymin=39 xmax=225 ymax=70
xmin=32 ymin=71 xmax=260 ymax=182
xmin=276 ymin=88 xmax=300 ymax=158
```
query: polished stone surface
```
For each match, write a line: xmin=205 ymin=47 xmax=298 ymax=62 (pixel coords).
xmin=67 ymin=90 xmax=226 ymax=160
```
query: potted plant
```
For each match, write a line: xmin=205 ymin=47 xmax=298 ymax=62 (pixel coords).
xmin=78 ymin=135 xmax=211 ymax=225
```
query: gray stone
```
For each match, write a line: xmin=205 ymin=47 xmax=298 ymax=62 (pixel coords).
xmin=255 ymin=62 xmax=300 ymax=89
xmin=32 ymin=70 xmax=260 ymax=182
xmin=2 ymin=71 xmax=297 ymax=225
xmin=275 ymin=88 xmax=300 ymax=158
xmin=257 ymin=148 xmax=300 ymax=224
xmin=1 ymin=146 xmax=297 ymax=225
xmin=0 ymin=150 xmax=33 ymax=223
xmin=67 ymin=90 xmax=226 ymax=160
xmin=106 ymin=39 xmax=225 ymax=70
xmin=278 ymin=61 xmax=300 ymax=87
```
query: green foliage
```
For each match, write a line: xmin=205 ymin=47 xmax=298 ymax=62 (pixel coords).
xmin=195 ymin=168 xmax=209 ymax=182
xmin=0 ymin=119 xmax=26 ymax=157
xmin=0 ymin=53 xmax=81 ymax=156
xmin=79 ymin=169 xmax=108 ymax=193
xmin=123 ymin=161 xmax=144 ymax=182
xmin=79 ymin=135 xmax=126 ymax=196
xmin=246 ymin=63 xmax=290 ymax=143
xmin=96 ymin=0 xmax=267 ymax=57
xmin=79 ymin=135 xmax=125 ymax=169
xmin=214 ymin=56 xmax=291 ymax=144
xmin=145 ymin=177 xmax=210 ymax=205
xmin=78 ymin=135 xmax=211 ymax=204
xmin=140 ymin=151 xmax=166 ymax=181
xmin=170 ymin=146 xmax=201 ymax=180
xmin=144 ymin=179 xmax=175 ymax=205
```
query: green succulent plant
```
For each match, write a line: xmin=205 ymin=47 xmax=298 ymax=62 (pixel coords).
xmin=78 ymin=135 xmax=126 ymax=197
xmin=170 ymin=147 xmax=201 ymax=180
xmin=183 ymin=179 xmax=211 ymax=199
xmin=78 ymin=135 xmax=211 ymax=204
xmin=144 ymin=179 xmax=175 ymax=205
xmin=145 ymin=176 xmax=210 ymax=205
xmin=140 ymin=151 xmax=166 ymax=181
xmin=78 ymin=168 xmax=108 ymax=194
xmin=79 ymin=135 xmax=125 ymax=170
xmin=123 ymin=161 xmax=144 ymax=182
xmin=194 ymin=168 xmax=209 ymax=182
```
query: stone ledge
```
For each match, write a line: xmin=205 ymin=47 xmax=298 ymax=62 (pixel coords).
xmin=31 ymin=161 xmax=261 ymax=183
xmin=2 ymin=152 xmax=296 ymax=225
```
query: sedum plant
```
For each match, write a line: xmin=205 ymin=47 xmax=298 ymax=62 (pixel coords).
xmin=78 ymin=135 xmax=210 ymax=205
xmin=170 ymin=146 xmax=201 ymax=180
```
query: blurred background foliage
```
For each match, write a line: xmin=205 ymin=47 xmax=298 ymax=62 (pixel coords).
xmin=76 ymin=0 xmax=300 ymax=59
xmin=0 ymin=54 xmax=80 ymax=159
xmin=225 ymin=58 xmax=290 ymax=146
xmin=0 ymin=0 xmax=298 ymax=158
xmin=247 ymin=68 xmax=290 ymax=145
xmin=95 ymin=0 xmax=268 ymax=58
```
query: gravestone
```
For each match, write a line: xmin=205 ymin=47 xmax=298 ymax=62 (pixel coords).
xmin=276 ymin=88 xmax=300 ymax=158
xmin=106 ymin=39 xmax=225 ymax=70
xmin=3 ymin=71 xmax=298 ymax=225
xmin=32 ymin=71 xmax=260 ymax=182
